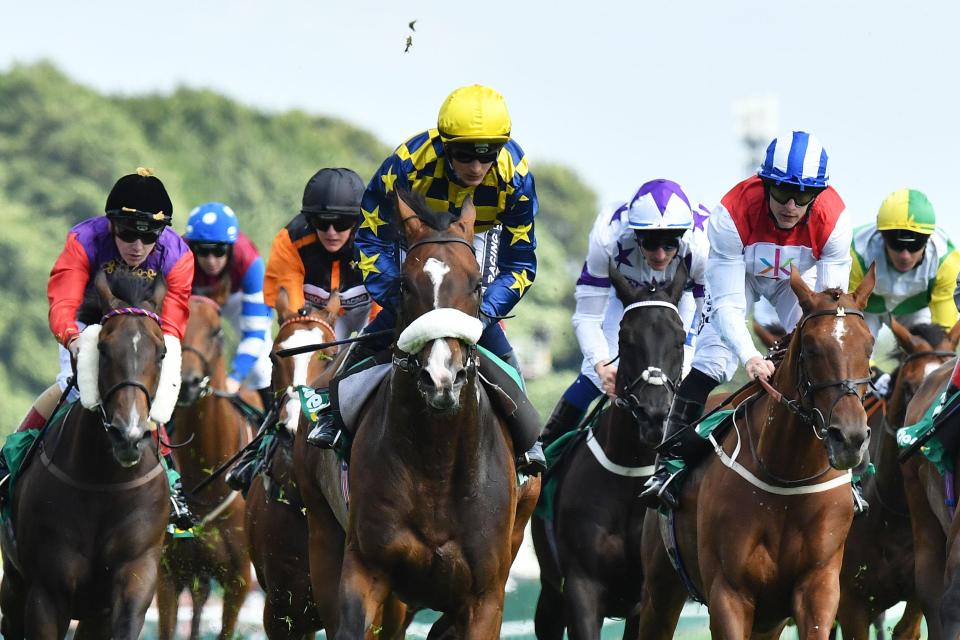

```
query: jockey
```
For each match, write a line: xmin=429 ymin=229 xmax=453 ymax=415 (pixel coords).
xmin=4 ymin=168 xmax=195 ymax=529
xmin=184 ymin=202 xmax=274 ymax=407
xmin=849 ymin=188 xmax=960 ymax=337
xmin=224 ymin=167 xmax=372 ymax=492
xmin=638 ymin=132 xmax=865 ymax=514
xmin=541 ymin=179 xmax=709 ymax=446
xmin=262 ymin=168 xmax=374 ymax=338
xmin=305 ymin=84 xmax=547 ymax=475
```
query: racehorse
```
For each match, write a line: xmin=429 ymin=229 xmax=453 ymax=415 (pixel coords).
xmin=0 ymin=270 xmax=175 ymax=639
xmin=532 ymin=264 xmax=688 ymax=640
xmin=246 ymin=289 xmax=342 ymax=639
xmin=836 ymin=319 xmax=960 ymax=640
xmin=900 ymin=331 xmax=960 ymax=639
xmin=637 ymin=265 xmax=877 ymax=639
xmin=157 ymin=294 xmax=258 ymax=640
xmin=332 ymin=192 xmax=540 ymax=640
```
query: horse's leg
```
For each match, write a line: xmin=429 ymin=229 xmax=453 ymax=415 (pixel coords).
xmin=189 ymin=577 xmax=212 ymax=640
xmin=73 ymin=615 xmax=112 ymax=639
xmin=636 ymin=517 xmax=686 ymax=640
xmin=533 ymin=579 xmax=566 ymax=640
xmin=836 ymin=596 xmax=873 ymax=640
xmin=306 ymin=497 xmax=345 ymax=635
xmin=333 ymin=546 xmax=392 ymax=640
xmin=707 ymin=580 xmax=755 ymax=640
xmin=904 ymin=460 xmax=947 ymax=640
xmin=791 ymin=570 xmax=841 ymax=640
xmin=379 ymin=594 xmax=408 ymax=640
xmin=218 ymin=558 xmax=251 ymax=640
xmin=622 ymin=614 xmax=641 ymax=640
xmin=891 ymin=599 xmax=923 ymax=640
xmin=0 ymin=572 xmax=26 ymax=640
xmin=562 ymin=574 xmax=605 ymax=640
xmin=110 ymin=554 xmax=161 ymax=640
xmin=453 ymin=591 xmax=507 ymax=640
xmin=155 ymin=561 xmax=180 ymax=640
xmin=23 ymin=586 xmax=70 ymax=640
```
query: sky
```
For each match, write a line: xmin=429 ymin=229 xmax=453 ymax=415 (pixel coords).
xmin=2 ymin=0 xmax=959 ymax=236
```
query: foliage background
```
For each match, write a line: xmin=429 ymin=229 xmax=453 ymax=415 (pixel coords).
xmin=0 ymin=62 xmax=598 ymax=434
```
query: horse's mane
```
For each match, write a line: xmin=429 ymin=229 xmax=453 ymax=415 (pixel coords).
xmin=397 ymin=189 xmax=458 ymax=232
xmin=108 ymin=267 xmax=161 ymax=309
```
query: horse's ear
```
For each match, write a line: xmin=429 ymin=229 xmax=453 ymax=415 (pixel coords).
xmin=456 ymin=195 xmax=477 ymax=239
xmin=275 ymin=287 xmax=291 ymax=323
xmin=665 ymin=259 xmax=688 ymax=304
xmin=395 ymin=191 xmax=425 ymax=242
xmin=789 ymin=266 xmax=815 ymax=311
xmin=851 ymin=263 xmax=877 ymax=310
xmin=94 ymin=269 xmax=119 ymax=311
xmin=889 ymin=315 xmax=920 ymax=354
xmin=753 ymin=319 xmax=782 ymax=350
xmin=947 ymin=318 xmax=960 ymax=349
xmin=608 ymin=260 xmax=637 ymax=304
xmin=148 ymin=274 xmax=167 ymax=314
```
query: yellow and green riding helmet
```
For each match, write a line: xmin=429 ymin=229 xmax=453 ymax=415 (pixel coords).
xmin=437 ymin=84 xmax=511 ymax=145
xmin=876 ymin=188 xmax=936 ymax=235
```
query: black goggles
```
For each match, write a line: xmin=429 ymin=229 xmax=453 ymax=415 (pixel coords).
xmin=637 ymin=233 xmax=682 ymax=252
xmin=191 ymin=243 xmax=230 ymax=258
xmin=768 ymin=184 xmax=821 ymax=207
xmin=310 ymin=215 xmax=355 ymax=232
xmin=115 ymin=227 xmax=160 ymax=244
xmin=882 ymin=231 xmax=928 ymax=253
xmin=448 ymin=145 xmax=501 ymax=164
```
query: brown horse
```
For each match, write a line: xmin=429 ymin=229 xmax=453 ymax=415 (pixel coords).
xmin=836 ymin=319 xmax=960 ymax=640
xmin=0 ymin=271 xmax=173 ymax=639
xmin=900 ymin=332 xmax=960 ymax=638
xmin=637 ymin=266 xmax=876 ymax=639
xmin=246 ymin=290 xmax=343 ymax=639
xmin=156 ymin=295 xmax=259 ymax=640
xmin=332 ymin=192 xmax=540 ymax=640
xmin=532 ymin=265 xmax=688 ymax=640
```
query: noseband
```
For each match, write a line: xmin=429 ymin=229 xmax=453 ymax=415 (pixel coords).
xmin=613 ymin=300 xmax=684 ymax=420
xmin=97 ymin=307 xmax=162 ymax=432
xmin=758 ymin=307 xmax=871 ymax=438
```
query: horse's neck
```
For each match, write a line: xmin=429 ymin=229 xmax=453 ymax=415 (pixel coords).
xmin=594 ymin=405 xmax=656 ymax=465
xmin=872 ymin=383 xmax=909 ymax=503
xmin=752 ymin=388 xmax=832 ymax=480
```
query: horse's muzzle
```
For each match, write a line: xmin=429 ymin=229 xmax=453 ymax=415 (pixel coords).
xmin=825 ymin=423 xmax=870 ymax=470
xmin=106 ymin=424 xmax=149 ymax=468
xmin=417 ymin=366 xmax=467 ymax=412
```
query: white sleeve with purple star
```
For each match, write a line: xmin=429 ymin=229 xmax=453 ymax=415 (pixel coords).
xmin=573 ymin=203 xmax=627 ymax=368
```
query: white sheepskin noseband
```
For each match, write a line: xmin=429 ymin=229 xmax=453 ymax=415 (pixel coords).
xmin=396 ymin=308 xmax=483 ymax=354
xmin=75 ymin=324 xmax=182 ymax=425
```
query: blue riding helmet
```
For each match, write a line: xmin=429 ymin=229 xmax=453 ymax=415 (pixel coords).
xmin=184 ymin=202 xmax=240 ymax=244
xmin=758 ymin=131 xmax=830 ymax=190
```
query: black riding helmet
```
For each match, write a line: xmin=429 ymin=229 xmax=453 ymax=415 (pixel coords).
xmin=105 ymin=168 xmax=173 ymax=232
xmin=301 ymin=168 xmax=365 ymax=226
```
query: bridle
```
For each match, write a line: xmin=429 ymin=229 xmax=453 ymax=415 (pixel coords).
xmin=756 ymin=306 xmax=872 ymax=440
xmin=97 ymin=307 xmax=163 ymax=434
xmin=612 ymin=300 xmax=684 ymax=421
xmin=177 ymin=296 xmax=226 ymax=406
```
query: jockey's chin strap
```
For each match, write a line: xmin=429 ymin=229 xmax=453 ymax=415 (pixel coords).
xmin=756 ymin=306 xmax=871 ymax=438
xmin=613 ymin=300 xmax=684 ymax=419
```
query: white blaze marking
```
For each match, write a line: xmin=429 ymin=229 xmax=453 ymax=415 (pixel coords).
xmin=832 ymin=318 xmax=846 ymax=345
xmin=423 ymin=258 xmax=450 ymax=309
xmin=424 ymin=338 xmax=454 ymax=389
xmin=132 ymin=333 xmax=141 ymax=353
xmin=925 ymin=362 xmax=943 ymax=377
xmin=279 ymin=327 xmax=326 ymax=433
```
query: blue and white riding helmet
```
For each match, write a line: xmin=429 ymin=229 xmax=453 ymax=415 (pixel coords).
xmin=626 ymin=179 xmax=695 ymax=231
xmin=758 ymin=131 xmax=829 ymax=190
xmin=184 ymin=202 xmax=240 ymax=244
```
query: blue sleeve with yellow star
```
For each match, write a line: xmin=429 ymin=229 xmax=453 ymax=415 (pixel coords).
xmin=355 ymin=153 xmax=407 ymax=310
xmin=482 ymin=162 xmax=539 ymax=318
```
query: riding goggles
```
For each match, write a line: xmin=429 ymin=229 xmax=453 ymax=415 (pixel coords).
xmin=310 ymin=214 xmax=355 ymax=232
xmin=115 ymin=227 xmax=160 ymax=244
xmin=882 ymin=230 xmax=928 ymax=253
xmin=191 ymin=242 xmax=230 ymax=258
xmin=447 ymin=143 xmax=502 ymax=164
xmin=768 ymin=184 xmax=822 ymax=207
xmin=636 ymin=233 xmax=682 ymax=252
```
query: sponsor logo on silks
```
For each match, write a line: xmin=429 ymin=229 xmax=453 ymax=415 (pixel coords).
xmin=297 ymin=385 xmax=330 ymax=422
xmin=753 ymin=244 xmax=803 ymax=280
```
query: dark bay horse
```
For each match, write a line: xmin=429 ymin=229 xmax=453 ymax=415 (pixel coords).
xmin=900 ymin=331 xmax=960 ymax=639
xmin=157 ymin=294 xmax=259 ymax=640
xmin=333 ymin=193 xmax=540 ymax=640
xmin=638 ymin=265 xmax=876 ymax=639
xmin=247 ymin=290 xmax=343 ymax=639
xmin=0 ymin=270 xmax=174 ymax=639
xmin=532 ymin=264 xmax=687 ymax=640
xmin=836 ymin=319 xmax=960 ymax=640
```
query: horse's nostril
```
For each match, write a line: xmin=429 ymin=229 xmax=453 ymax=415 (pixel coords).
xmin=454 ymin=368 xmax=467 ymax=385
xmin=418 ymin=369 xmax=436 ymax=389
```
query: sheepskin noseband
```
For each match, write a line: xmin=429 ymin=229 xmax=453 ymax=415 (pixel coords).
xmin=75 ymin=324 xmax=182 ymax=425
xmin=396 ymin=308 xmax=483 ymax=354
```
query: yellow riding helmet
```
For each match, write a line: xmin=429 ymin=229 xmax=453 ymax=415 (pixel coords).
xmin=876 ymin=188 xmax=937 ymax=235
xmin=437 ymin=84 xmax=511 ymax=145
